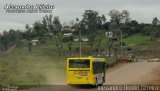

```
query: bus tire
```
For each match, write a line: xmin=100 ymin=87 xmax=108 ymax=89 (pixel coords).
xmin=103 ymin=76 xmax=105 ymax=83
xmin=95 ymin=78 xmax=98 ymax=87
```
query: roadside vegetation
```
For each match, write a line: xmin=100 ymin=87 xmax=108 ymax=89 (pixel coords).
xmin=0 ymin=42 xmax=66 ymax=86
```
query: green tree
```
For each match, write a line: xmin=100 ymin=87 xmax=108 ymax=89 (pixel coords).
xmin=15 ymin=30 xmax=23 ymax=48
xmin=53 ymin=16 xmax=63 ymax=56
xmin=94 ymin=30 xmax=105 ymax=56
xmin=25 ymin=24 xmax=32 ymax=40
xmin=33 ymin=21 xmax=48 ymax=43
xmin=0 ymin=29 xmax=23 ymax=52
xmin=108 ymin=9 xmax=123 ymax=25
xmin=81 ymin=9 xmax=106 ymax=35
xmin=151 ymin=17 xmax=160 ymax=37
xmin=0 ymin=33 xmax=4 ymax=51
xmin=25 ymin=24 xmax=32 ymax=52
xmin=43 ymin=14 xmax=63 ymax=55
xmin=80 ymin=10 xmax=106 ymax=56
xmin=152 ymin=17 xmax=159 ymax=26
xmin=108 ymin=9 xmax=131 ymax=59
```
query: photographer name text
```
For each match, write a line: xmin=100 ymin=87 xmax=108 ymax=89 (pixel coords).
xmin=4 ymin=4 xmax=55 ymax=13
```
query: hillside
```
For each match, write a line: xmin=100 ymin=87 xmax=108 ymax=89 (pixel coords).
xmin=0 ymin=34 xmax=160 ymax=86
xmin=0 ymin=42 xmax=66 ymax=85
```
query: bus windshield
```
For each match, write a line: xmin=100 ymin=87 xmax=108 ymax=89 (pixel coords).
xmin=69 ymin=60 xmax=90 ymax=68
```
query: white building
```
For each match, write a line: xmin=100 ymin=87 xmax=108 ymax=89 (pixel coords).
xmin=31 ymin=40 xmax=39 ymax=46
xmin=82 ymin=38 xmax=88 ymax=42
xmin=63 ymin=33 xmax=72 ymax=36
xmin=74 ymin=39 xmax=79 ymax=42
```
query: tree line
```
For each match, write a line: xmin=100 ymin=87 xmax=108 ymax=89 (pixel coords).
xmin=0 ymin=9 xmax=160 ymax=56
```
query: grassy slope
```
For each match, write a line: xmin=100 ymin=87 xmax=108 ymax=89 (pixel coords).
xmin=0 ymin=42 xmax=66 ymax=85
xmin=123 ymin=34 xmax=151 ymax=48
xmin=123 ymin=34 xmax=160 ymax=51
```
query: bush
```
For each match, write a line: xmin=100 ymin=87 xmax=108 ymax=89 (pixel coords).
xmin=62 ymin=36 xmax=73 ymax=42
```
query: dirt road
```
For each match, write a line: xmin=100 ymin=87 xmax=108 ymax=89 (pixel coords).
xmin=105 ymin=61 xmax=160 ymax=85
xmin=5 ymin=44 xmax=16 ymax=53
xmin=19 ymin=61 xmax=160 ymax=91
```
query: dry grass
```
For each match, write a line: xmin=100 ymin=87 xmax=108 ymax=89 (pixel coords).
xmin=0 ymin=44 xmax=66 ymax=86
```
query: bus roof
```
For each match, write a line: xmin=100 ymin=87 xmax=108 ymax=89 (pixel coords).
xmin=67 ymin=56 xmax=105 ymax=62
xmin=93 ymin=58 xmax=105 ymax=62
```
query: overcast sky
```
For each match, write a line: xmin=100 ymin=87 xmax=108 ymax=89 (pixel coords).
xmin=0 ymin=0 xmax=160 ymax=33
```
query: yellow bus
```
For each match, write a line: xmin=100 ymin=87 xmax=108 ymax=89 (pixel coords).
xmin=66 ymin=56 xmax=106 ymax=86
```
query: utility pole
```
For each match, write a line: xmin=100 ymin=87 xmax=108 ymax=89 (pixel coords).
xmin=76 ymin=18 xmax=81 ymax=57
xmin=79 ymin=24 xmax=81 ymax=57
xmin=120 ymin=29 xmax=123 ymax=58
xmin=105 ymin=32 xmax=113 ymax=58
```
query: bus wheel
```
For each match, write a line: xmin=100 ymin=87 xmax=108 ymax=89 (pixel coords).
xmin=96 ymin=84 xmax=102 ymax=88
xmin=95 ymin=78 xmax=98 ymax=87
xmin=103 ymin=76 xmax=105 ymax=83
xmin=95 ymin=78 xmax=100 ymax=87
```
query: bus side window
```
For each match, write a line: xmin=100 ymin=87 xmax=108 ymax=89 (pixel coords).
xmin=93 ymin=62 xmax=106 ymax=74
xmin=98 ymin=62 xmax=100 ymax=73
xmin=102 ymin=63 xmax=104 ymax=71
xmin=96 ymin=63 xmax=98 ymax=74
xmin=93 ymin=62 xmax=96 ymax=74
xmin=93 ymin=62 xmax=98 ymax=74
xmin=100 ymin=62 xmax=103 ymax=73
xmin=97 ymin=62 xmax=100 ymax=73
